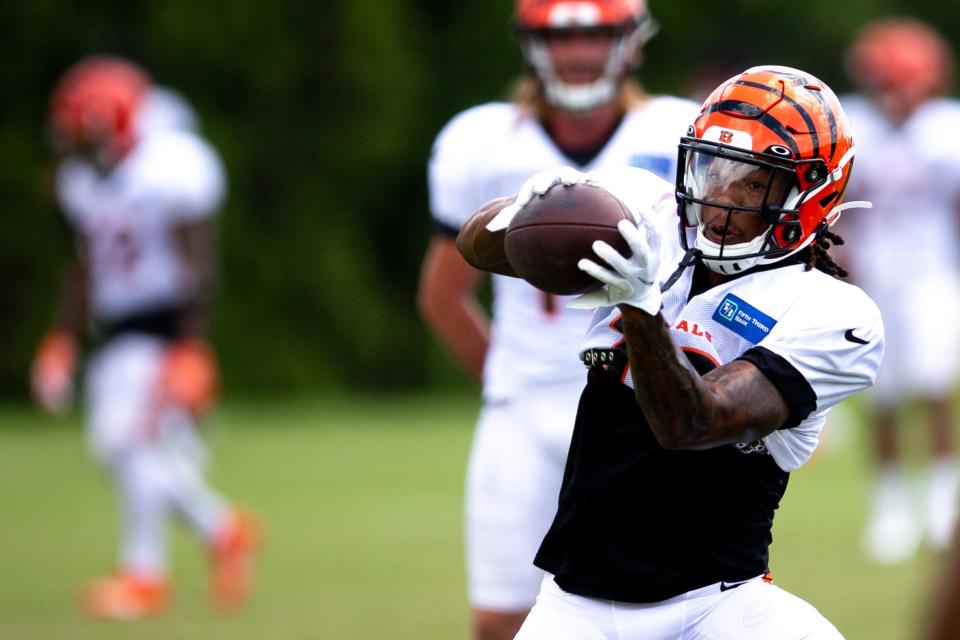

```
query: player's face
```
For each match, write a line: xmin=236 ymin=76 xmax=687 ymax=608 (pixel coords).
xmin=541 ymin=27 xmax=620 ymax=85
xmin=871 ymin=79 xmax=932 ymax=121
xmin=51 ymin=117 xmax=128 ymax=172
xmin=693 ymin=158 xmax=791 ymax=244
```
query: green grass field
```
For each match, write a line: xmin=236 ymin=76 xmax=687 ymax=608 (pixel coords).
xmin=0 ymin=394 xmax=942 ymax=639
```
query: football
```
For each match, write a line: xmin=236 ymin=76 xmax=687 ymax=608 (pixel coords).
xmin=504 ymin=183 xmax=633 ymax=295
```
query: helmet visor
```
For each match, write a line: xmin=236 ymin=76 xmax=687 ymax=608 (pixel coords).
xmin=684 ymin=149 xmax=795 ymax=226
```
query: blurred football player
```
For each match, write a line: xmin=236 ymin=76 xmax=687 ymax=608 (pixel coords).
xmin=458 ymin=65 xmax=881 ymax=639
xmin=32 ymin=56 xmax=260 ymax=618
xmin=839 ymin=17 xmax=960 ymax=564
xmin=417 ymin=1 xmax=698 ymax=638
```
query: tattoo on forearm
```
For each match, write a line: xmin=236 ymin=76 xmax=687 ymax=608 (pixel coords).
xmin=619 ymin=307 xmax=788 ymax=448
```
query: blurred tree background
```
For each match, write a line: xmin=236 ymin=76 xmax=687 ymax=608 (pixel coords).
xmin=0 ymin=0 xmax=956 ymax=399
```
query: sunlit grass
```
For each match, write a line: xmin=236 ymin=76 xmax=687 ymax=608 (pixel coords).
xmin=0 ymin=394 xmax=942 ymax=639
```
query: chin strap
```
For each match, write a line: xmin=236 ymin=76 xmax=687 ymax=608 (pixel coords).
xmin=660 ymin=248 xmax=701 ymax=293
xmin=703 ymin=199 xmax=875 ymax=274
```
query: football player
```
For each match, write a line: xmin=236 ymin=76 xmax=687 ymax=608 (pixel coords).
xmin=416 ymin=1 xmax=698 ymax=638
xmin=31 ymin=56 xmax=260 ymax=618
xmin=458 ymin=66 xmax=882 ymax=639
xmin=839 ymin=18 xmax=960 ymax=564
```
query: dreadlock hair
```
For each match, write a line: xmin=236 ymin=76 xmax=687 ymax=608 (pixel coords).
xmin=803 ymin=229 xmax=848 ymax=279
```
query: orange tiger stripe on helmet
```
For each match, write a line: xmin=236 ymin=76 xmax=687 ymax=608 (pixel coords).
xmin=696 ymin=67 xmax=850 ymax=165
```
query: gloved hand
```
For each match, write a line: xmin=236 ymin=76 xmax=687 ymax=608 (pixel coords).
xmin=31 ymin=331 xmax=78 ymax=415
xmin=568 ymin=213 xmax=663 ymax=315
xmin=155 ymin=339 xmax=219 ymax=418
xmin=486 ymin=166 xmax=589 ymax=232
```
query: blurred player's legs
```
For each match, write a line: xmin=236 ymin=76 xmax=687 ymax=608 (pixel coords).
xmin=82 ymin=336 xmax=260 ymax=618
xmin=862 ymin=280 xmax=960 ymax=563
xmin=863 ymin=449 xmax=922 ymax=565
xmin=466 ymin=384 xmax=580 ymax=639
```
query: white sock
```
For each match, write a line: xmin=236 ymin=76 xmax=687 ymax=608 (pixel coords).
xmin=871 ymin=463 xmax=913 ymax=515
xmin=113 ymin=448 xmax=171 ymax=579
xmin=154 ymin=410 xmax=231 ymax=544
xmin=863 ymin=463 xmax=921 ymax=564
xmin=926 ymin=457 xmax=960 ymax=550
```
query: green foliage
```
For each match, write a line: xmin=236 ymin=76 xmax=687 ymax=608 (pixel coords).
xmin=0 ymin=0 xmax=958 ymax=396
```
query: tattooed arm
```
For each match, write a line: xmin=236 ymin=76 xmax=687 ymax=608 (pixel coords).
xmin=619 ymin=305 xmax=790 ymax=450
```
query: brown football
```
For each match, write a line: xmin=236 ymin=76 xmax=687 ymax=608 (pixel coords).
xmin=504 ymin=183 xmax=633 ymax=295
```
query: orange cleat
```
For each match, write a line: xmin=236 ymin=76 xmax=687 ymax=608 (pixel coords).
xmin=81 ymin=572 xmax=169 ymax=619
xmin=210 ymin=509 xmax=262 ymax=611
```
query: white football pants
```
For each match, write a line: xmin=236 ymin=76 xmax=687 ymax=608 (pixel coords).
xmin=85 ymin=334 xmax=229 ymax=577
xmin=466 ymin=382 xmax=583 ymax=612
xmin=869 ymin=274 xmax=960 ymax=406
xmin=515 ymin=575 xmax=843 ymax=640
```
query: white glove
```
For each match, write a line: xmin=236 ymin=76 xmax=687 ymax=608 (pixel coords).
xmin=568 ymin=215 xmax=663 ymax=315
xmin=486 ymin=166 xmax=589 ymax=231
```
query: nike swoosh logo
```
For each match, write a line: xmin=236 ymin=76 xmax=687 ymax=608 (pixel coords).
xmin=844 ymin=329 xmax=869 ymax=344
xmin=720 ymin=579 xmax=751 ymax=592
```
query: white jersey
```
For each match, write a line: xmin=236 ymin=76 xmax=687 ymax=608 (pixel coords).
xmin=55 ymin=127 xmax=225 ymax=323
xmin=579 ymin=168 xmax=885 ymax=471
xmin=841 ymin=96 xmax=960 ymax=291
xmin=429 ymin=97 xmax=699 ymax=400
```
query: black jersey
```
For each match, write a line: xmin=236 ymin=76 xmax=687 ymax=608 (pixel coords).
xmin=534 ymin=360 xmax=791 ymax=603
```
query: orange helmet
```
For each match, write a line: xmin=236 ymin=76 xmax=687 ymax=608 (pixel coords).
xmin=515 ymin=0 xmax=646 ymax=30
xmin=49 ymin=56 xmax=151 ymax=166
xmin=676 ymin=66 xmax=858 ymax=274
xmin=514 ymin=0 xmax=655 ymax=111
xmin=846 ymin=17 xmax=953 ymax=101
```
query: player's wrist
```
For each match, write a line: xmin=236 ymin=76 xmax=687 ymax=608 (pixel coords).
xmin=619 ymin=288 xmax=662 ymax=316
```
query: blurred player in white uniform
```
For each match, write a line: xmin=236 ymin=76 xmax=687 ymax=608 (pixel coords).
xmin=417 ymin=2 xmax=697 ymax=638
xmin=839 ymin=18 xmax=960 ymax=564
xmin=459 ymin=65 xmax=881 ymax=640
xmin=31 ymin=56 xmax=260 ymax=618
